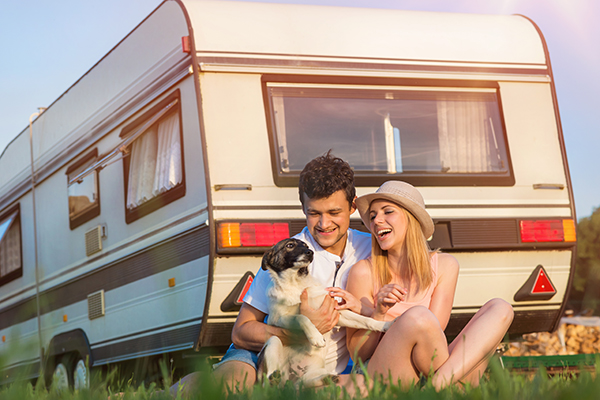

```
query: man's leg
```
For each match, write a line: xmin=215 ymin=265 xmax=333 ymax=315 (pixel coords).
xmin=170 ymin=346 xmax=258 ymax=396
xmin=213 ymin=360 xmax=257 ymax=392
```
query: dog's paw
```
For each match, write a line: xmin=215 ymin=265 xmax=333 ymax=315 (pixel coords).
xmin=308 ymin=333 xmax=326 ymax=348
xmin=268 ymin=370 xmax=281 ymax=386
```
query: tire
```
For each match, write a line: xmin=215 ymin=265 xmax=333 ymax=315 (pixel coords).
xmin=52 ymin=360 xmax=71 ymax=391
xmin=73 ymin=358 xmax=90 ymax=390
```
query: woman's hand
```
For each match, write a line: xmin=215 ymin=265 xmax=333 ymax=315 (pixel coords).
xmin=373 ymin=284 xmax=407 ymax=318
xmin=327 ymin=287 xmax=369 ymax=315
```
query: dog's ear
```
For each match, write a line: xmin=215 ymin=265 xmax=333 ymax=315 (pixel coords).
xmin=261 ymin=247 xmax=274 ymax=270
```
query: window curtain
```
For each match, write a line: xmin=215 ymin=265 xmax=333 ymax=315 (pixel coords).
xmin=0 ymin=215 xmax=20 ymax=277
xmin=126 ymin=112 xmax=182 ymax=209
xmin=437 ymin=100 xmax=498 ymax=173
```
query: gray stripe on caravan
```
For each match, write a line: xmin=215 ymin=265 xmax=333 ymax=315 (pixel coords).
xmin=0 ymin=226 xmax=210 ymax=330
xmin=91 ymin=323 xmax=201 ymax=366
xmin=39 ymin=208 xmax=208 ymax=287
xmin=198 ymin=56 xmax=549 ymax=76
xmin=213 ymin=204 xmax=570 ymax=211
xmin=0 ymin=208 xmax=207 ymax=308
xmin=426 ymin=204 xmax=571 ymax=209
xmin=91 ymin=316 xmax=203 ymax=348
xmin=198 ymin=49 xmax=549 ymax=68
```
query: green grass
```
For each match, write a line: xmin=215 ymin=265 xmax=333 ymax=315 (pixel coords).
xmin=1 ymin=357 xmax=600 ymax=400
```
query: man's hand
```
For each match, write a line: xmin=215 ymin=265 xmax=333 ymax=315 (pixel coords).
xmin=299 ymin=289 xmax=340 ymax=334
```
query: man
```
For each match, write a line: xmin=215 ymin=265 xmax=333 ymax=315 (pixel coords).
xmin=211 ymin=151 xmax=371 ymax=390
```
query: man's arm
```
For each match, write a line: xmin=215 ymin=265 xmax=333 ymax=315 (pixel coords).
xmin=231 ymin=303 xmax=299 ymax=351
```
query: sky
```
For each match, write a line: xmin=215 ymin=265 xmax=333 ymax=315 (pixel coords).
xmin=1 ymin=0 xmax=599 ymax=219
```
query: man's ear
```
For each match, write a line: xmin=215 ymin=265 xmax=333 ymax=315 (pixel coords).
xmin=350 ymin=196 xmax=358 ymax=214
xmin=300 ymin=193 xmax=308 ymax=216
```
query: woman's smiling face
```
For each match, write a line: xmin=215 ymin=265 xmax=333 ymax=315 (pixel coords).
xmin=369 ymin=199 xmax=408 ymax=251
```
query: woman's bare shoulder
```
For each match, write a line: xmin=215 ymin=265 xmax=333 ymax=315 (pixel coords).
xmin=348 ymin=259 xmax=373 ymax=280
xmin=435 ymin=252 xmax=459 ymax=274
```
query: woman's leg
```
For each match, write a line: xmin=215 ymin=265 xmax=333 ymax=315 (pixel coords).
xmin=366 ymin=306 xmax=449 ymax=388
xmin=432 ymin=298 xmax=514 ymax=389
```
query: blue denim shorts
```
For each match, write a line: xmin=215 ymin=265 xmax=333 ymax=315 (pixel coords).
xmin=212 ymin=344 xmax=259 ymax=371
xmin=353 ymin=358 xmax=370 ymax=375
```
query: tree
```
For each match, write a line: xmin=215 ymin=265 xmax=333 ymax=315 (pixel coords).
xmin=567 ymin=206 xmax=600 ymax=314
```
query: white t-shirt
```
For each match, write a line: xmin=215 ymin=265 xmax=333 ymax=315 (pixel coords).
xmin=244 ymin=227 xmax=371 ymax=374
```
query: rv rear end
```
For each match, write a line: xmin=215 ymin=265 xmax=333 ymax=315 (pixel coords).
xmin=190 ymin=1 xmax=576 ymax=347
xmin=0 ymin=0 xmax=576 ymax=386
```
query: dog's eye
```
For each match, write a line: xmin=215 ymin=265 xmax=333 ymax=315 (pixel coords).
xmin=285 ymin=242 xmax=295 ymax=249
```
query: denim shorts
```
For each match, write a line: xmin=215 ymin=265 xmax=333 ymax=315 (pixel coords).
xmin=353 ymin=358 xmax=370 ymax=375
xmin=212 ymin=344 xmax=259 ymax=371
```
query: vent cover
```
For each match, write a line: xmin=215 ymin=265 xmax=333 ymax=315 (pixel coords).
xmin=87 ymin=290 xmax=105 ymax=320
xmin=85 ymin=225 xmax=104 ymax=256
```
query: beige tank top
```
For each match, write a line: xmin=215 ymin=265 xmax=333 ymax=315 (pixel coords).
xmin=371 ymin=253 xmax=438 ymax=318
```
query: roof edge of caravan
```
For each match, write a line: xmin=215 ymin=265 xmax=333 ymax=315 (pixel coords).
xmin=183 ymin=0 xmax=547 ymax=66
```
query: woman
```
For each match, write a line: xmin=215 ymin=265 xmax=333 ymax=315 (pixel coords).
xmin=329 ymin=180 xmax=514 ymax=390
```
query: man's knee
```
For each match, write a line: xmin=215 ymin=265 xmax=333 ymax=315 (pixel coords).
xmin=213 ymin=360 xmax=257 ymax=388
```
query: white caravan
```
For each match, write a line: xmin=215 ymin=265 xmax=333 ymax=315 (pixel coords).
xmin=0 ymin=0 xmax=576 ymax=386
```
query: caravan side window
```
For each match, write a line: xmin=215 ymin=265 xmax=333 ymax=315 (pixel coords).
xmin=67 ymin=149 xmax=100 ymax=230
xmin=0 ymin=205 xmax=22 ymax=286
xmin=266 ymin=82 xmax=513 ymax=186
xmin=121 ymin=90 xmax=185 ymax=224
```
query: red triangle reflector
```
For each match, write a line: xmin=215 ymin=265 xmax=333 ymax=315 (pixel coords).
xmin=514 ymin=264 xmax=557 ymax=302
xmin=532 ymin=268 xmax=555 ymax=294
xmin=236 ymin=274 xmax=254 ymax=303
xmin=220 ymin=271 xmax=255 ymax=312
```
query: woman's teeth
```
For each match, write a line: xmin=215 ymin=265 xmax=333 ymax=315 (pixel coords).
xmin=377 ymin=228 xmax=391 ymax=238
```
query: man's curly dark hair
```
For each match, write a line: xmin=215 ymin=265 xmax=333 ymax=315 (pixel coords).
xmin=298 ymin=150 xmax=355 ymax=209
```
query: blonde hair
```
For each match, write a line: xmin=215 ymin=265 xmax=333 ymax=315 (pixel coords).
xmin=372 ymin=208 xmax=436 ymax=293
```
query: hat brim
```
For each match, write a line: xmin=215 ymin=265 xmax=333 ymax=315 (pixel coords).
xmin=355 ymin=193 xmax=434 ymax=239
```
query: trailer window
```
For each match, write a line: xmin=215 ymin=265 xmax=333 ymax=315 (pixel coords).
xmin=121 ymin=91 xmax=185 ymax=223
xmin=267 ymin=83 xmax=512 ymax=186
xmin=66 ymin=149 xmax=100 ymax=230
xmin=0 ymin=205 xmax=22 ymax=286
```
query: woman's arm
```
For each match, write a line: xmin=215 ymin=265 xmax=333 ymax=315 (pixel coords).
xmin=428 ymin=253 xmax=460 ymax=330
xmin=344 ymin=260 xmax=384 ymax=362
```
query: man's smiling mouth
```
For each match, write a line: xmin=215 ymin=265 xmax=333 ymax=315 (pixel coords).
xmin=317 ymin=227 xmax=336 ymax=234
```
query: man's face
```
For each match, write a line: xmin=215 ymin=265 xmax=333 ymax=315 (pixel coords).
xmin=302 ymin=190 xmax=356 ymax=257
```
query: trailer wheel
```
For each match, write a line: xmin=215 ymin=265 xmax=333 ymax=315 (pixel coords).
xmin=73 ymin=358 xmax=89 ymax=390
xmin=52 ymin=360 xmax=71 ymax=391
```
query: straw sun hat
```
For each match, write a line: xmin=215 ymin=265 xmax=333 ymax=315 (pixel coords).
xmin=355 ymin=181 xmax=434 ymax=238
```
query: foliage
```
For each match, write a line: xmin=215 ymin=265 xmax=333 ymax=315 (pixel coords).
xmin=2 ymin=357 xmax=600 ymax=400
xmin=568 ymin=206 xmax=600 ymax=313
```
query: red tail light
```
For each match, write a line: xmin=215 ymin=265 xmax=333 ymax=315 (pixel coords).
xmin=519 ymin=219 xmax=576 ymax=243
xmin=218 ymin=221 xmax=290 ymax=249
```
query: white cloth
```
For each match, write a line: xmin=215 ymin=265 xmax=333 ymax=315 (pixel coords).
xmin=244 ymin=227 xmax=371 ymax=374
xmin=560 ymin=317 xmax=600 ymax=327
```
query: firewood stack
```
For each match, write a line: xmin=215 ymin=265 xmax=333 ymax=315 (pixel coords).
xmin=505 ymin=322 xmax=600 ymax=356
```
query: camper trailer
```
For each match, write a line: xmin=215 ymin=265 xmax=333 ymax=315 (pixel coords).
xmin=0 ymin=0 xmax=576 ymax=387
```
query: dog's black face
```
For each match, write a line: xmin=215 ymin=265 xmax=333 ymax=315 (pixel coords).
xmin=261 ymin=238 xmax=314 ymax=277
